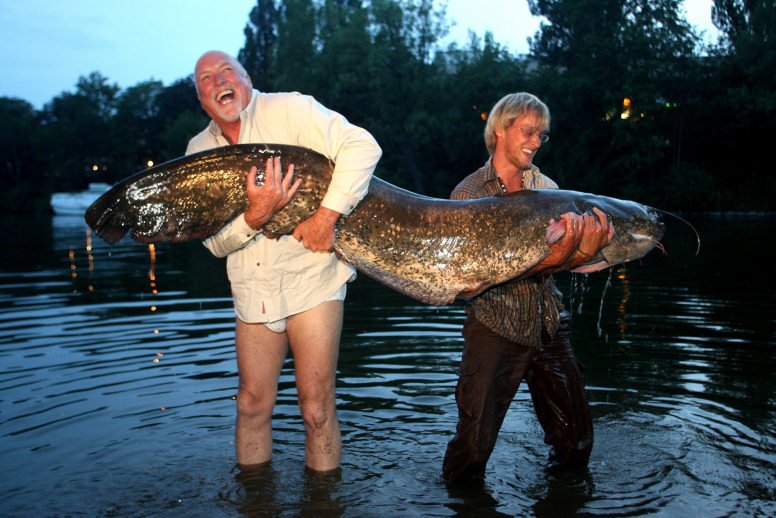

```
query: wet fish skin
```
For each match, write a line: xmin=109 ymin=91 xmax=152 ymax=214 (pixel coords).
xmin=85 ymin=144 xmax=332 ymax=244
xmin=85 ymin=144 xmax=664 ymax=305
xmin=335 ymin=182 xmax=664 ymax=304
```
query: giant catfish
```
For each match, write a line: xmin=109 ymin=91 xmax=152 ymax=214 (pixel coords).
xmin=85 ymin=144 xmax=665 ymax=305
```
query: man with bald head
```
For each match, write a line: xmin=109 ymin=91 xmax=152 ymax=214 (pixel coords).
xmin=187 ymin=50 xmax=382 ymax=472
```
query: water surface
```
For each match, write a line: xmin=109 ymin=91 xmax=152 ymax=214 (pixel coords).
xmin=0 ymin=213 xmax=774 ymax=516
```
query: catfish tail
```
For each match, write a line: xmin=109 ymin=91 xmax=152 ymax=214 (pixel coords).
xmin=84 ymin=187 xmax=131 ymax=245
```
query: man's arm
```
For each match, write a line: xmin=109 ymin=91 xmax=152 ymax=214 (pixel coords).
xmin=286 ymin=94 xmax=382 ymax=252
xmin=523 ymin=207 xmax=614 ymax=276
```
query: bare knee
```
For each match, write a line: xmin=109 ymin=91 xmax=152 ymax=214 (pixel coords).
xmin=298 ymin=397 xmax=336 ymax=433
xmin=236 ymin=387 xmax=274 ymax=424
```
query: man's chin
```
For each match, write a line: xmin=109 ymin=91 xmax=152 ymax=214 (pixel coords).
xmin=213 ymin=107 xmax=241 ymax=124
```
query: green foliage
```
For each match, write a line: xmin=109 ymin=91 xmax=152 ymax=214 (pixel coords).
xmin=661 ymin=162 xmax=728 ymax=211
xmin=0 ymin=98 xmax=41 ymax=212
xmin=155 ymin=78 xmax=208 ymax=158
xmin=526 ymin=0 xmax=700 ymax=202
xmin=274 ymin=0 xmax=318 ymax=92
xmin=37 ymin=72 xmax=119 ymax=192
xmin=705 ymin=0 xmax=776 ymax=209
xmin=239 ymin=0 xmax=281 ymax=91
xmin=1 ymin=0 xmax=773 ymax=214
xmin=112 ymin=80 xmax=165 ymax=177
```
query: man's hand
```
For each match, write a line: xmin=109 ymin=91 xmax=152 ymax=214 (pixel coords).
xmin=535 ymin=212 xmax=585 ymax=271
xmin=243 ymin=157 xmax=302 ymax=230
xmin=530 ymin=207 xmax=615 ymax=274
xmin=292 ymin=206 xmax=341 ymax=252
xmin=566 ymin=207 xmax=614 ymax=268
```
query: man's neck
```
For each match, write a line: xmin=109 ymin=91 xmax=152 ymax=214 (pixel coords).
xmin=492 ymin=158 xmax=526 ymax=192
xmin=220 ymin=121 xmax=241 ymax=145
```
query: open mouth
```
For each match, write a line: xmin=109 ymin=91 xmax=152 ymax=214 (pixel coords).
xmin=216 ymin=89 xmax=235 ymax=104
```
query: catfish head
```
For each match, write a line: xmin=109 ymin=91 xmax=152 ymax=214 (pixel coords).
xmin=568 ymin=194 xmax=665 ymax=273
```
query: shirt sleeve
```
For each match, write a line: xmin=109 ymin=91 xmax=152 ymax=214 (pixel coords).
xmin=286 ymin=94 xmax=382 ymax=215
xmin=530 ymin=168 xmax=559 ymax=190
xmin=201 ymin=216 xmax=261 ymax=258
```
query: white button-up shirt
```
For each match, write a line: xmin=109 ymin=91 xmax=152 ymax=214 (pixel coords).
xmin=186 ymin=90 xmax=382 ymax=323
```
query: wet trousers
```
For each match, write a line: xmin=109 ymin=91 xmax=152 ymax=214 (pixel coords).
xmin=442 ymin=312 xmax=593 ymax=482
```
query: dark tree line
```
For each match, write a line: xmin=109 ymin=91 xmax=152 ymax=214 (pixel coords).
xmin=1 ymin=0 xmax=773 ymax=213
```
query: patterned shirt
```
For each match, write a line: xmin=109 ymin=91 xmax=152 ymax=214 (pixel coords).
xmin=451 ymin=158 xmax=564 ymax=346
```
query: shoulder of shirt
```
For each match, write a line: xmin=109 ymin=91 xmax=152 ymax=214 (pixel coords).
xmin=526 ymin=166 xmax=559 ymax=189
xmin=254 ymin=90 xmax=315 ymax=111
xmin=451 ymin=171 xmax=483 ymax=199
xmin=247 ymin=91 xmax=327 ymax=128
xmin=186 ymin=125 xmax=219 ymax=155
xmin=451 ymin=161 xmax=495 ymax=199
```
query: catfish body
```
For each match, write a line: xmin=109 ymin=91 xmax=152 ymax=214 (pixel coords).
xmin=86 ymin=144 xmax=664 ymax=305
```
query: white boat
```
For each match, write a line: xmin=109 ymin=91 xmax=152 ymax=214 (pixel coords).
xmin=50 ymin=183 xmax=111 ymax=216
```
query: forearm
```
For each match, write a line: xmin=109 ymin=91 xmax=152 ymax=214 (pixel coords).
xmin=312 ymin=206 xmax=342 ymax=227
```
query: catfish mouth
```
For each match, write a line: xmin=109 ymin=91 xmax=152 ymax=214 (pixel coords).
xmin=599 ymin=230 xmax=666 ymax=267
xmin=627 ymin=232 xmax=666 ymax=256
xmin=566 ymin=229 xmax=665 ymax=274
xmin=571 ymin=233 xmax=664 ymax=274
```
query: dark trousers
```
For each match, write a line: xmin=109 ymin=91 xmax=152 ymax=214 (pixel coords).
xmin=442 ymin=313 xmax=593 ymax=482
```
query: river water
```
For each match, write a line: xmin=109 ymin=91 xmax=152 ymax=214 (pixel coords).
xmin=0 ymin=213 xmax=773 ymax=517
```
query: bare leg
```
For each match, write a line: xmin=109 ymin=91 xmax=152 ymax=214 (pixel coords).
xmin=234 ymin=318 xmax=288 ymax=467
xmin=287 ymin=300 xmax=344 ymax=471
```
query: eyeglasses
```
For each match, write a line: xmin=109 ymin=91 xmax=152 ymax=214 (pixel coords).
xmin=515 ymin=125 xmax=550 ymax=144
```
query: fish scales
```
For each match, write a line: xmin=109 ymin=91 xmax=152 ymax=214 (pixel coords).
xmin=335 ymin=185 xmax=551 ymax=303
xmin=85 ymin=144 xmax=664 ymax=305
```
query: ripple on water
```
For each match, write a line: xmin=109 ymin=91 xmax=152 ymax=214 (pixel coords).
xmin=1 ymin=215 xmax=774 ymax=516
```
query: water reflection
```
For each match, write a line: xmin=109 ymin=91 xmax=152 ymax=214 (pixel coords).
xmin=221 ymin=465 xmax=346 ymax=517
xmin=55 ymin=216 xmax=97 ymax=293
xmin=0 ymin=214 xmax=773 ymax=516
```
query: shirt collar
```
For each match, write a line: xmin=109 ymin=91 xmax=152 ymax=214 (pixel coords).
xmin=485 ymin=157 xmax=542 ymax=190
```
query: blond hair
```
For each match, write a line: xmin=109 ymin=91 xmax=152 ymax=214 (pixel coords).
xmin=484 ymin=93 xmax=550 ymax=155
